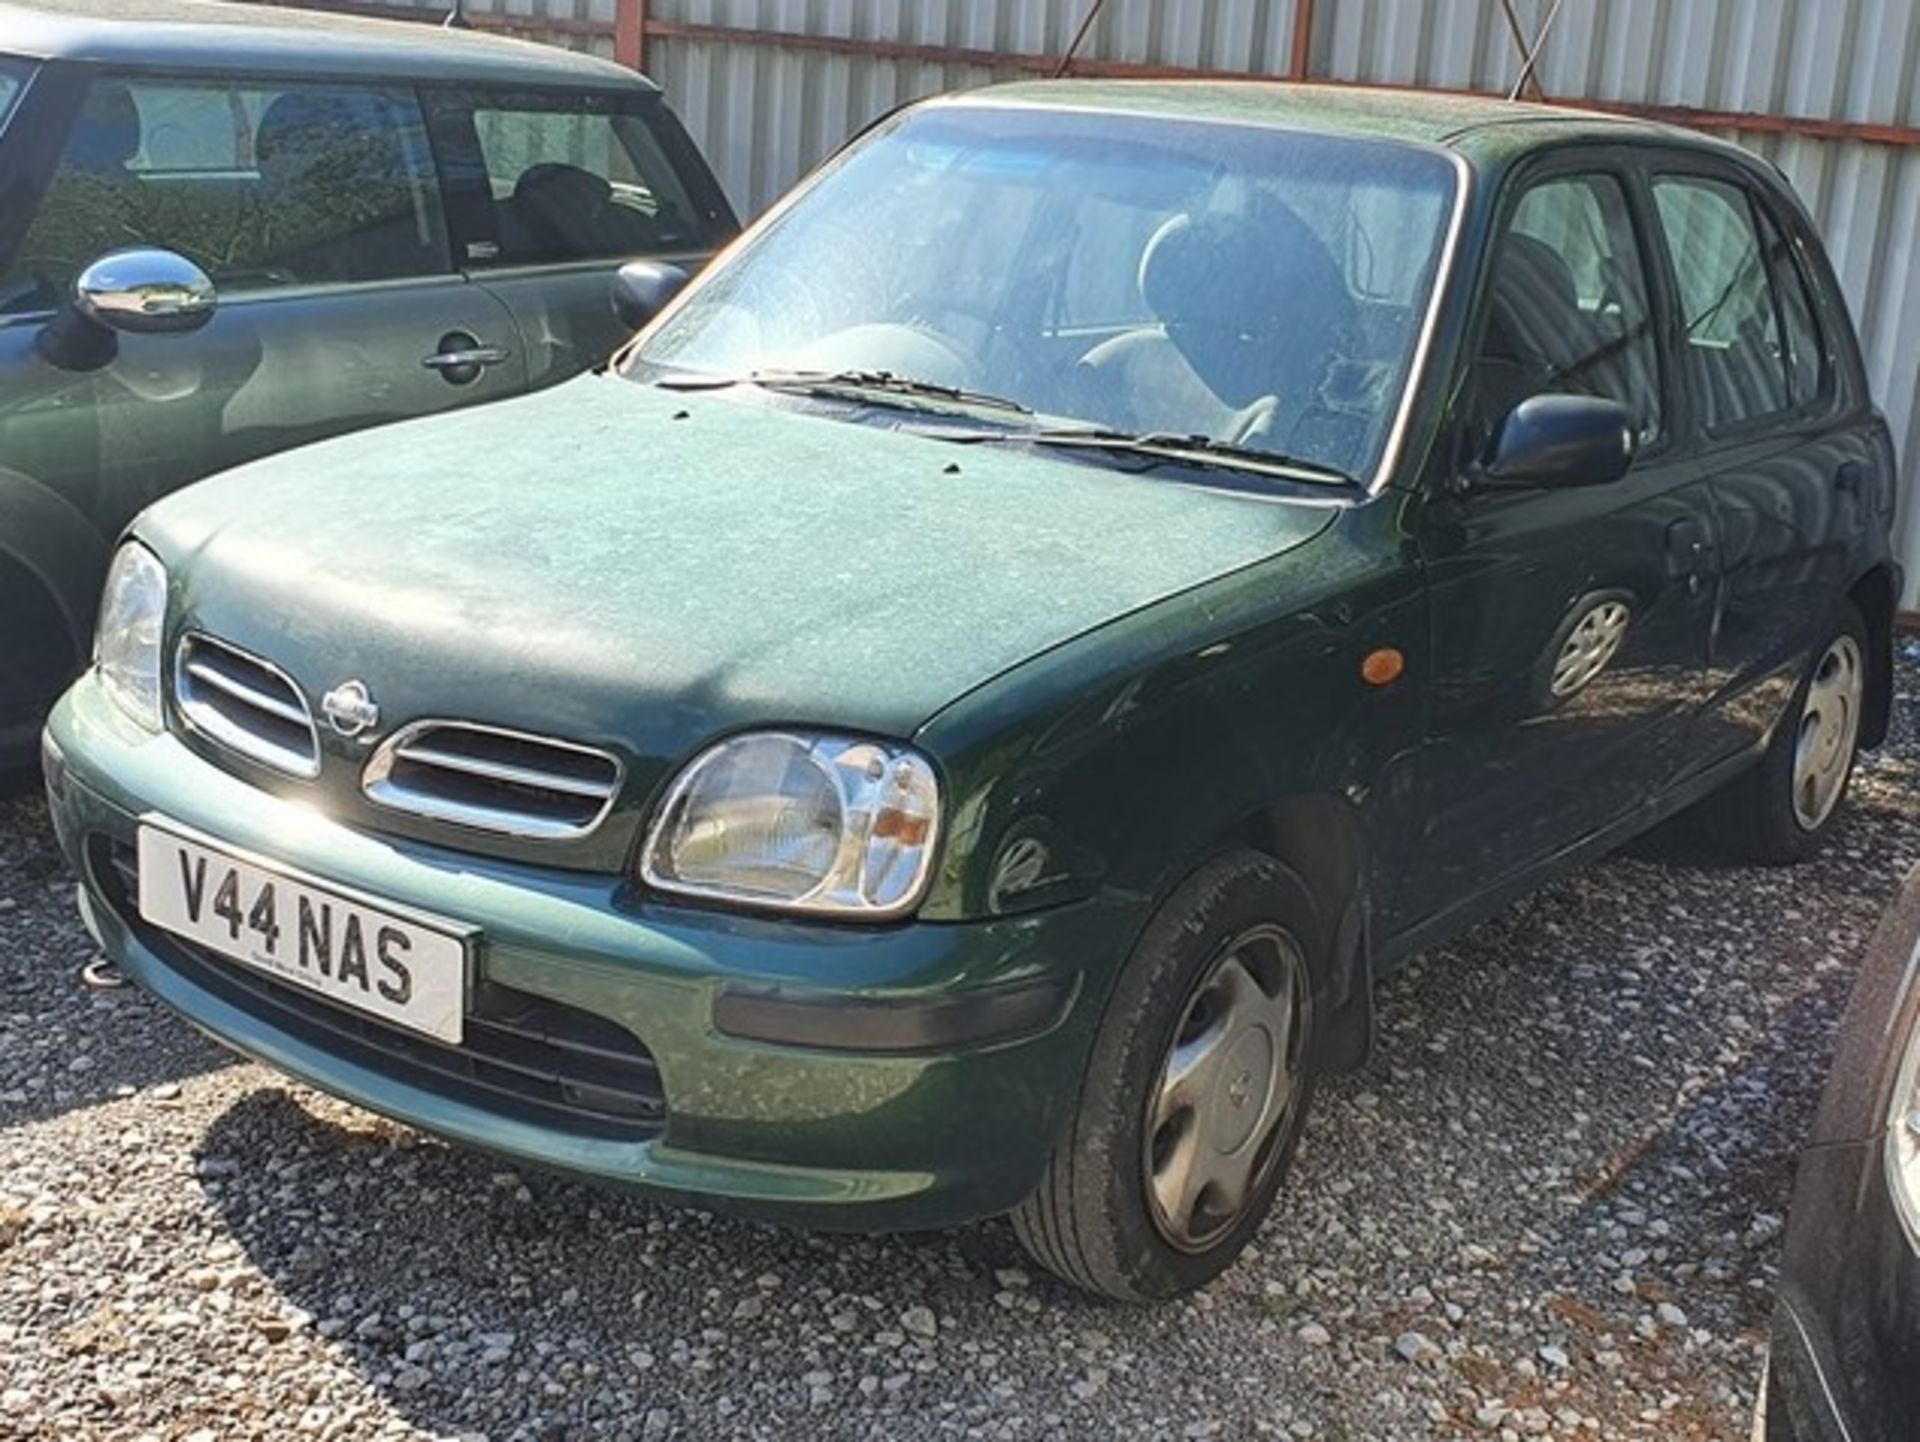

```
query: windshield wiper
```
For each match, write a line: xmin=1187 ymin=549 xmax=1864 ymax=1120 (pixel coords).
xmin=955 ymin=425 xmax=1363 ymax=489
xmin=657 ymin=368 xmax=1034 ymax=417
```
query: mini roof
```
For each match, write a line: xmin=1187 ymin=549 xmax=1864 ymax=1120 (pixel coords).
xmin=0 ymin=0 xmax=653 ymax=90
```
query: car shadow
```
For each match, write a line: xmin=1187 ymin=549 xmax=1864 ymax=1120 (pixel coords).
xmin=0 ymin=763 xmax=44 ymax=801
xmin=0 ymin=790 xmax=239 ymax=1128
xmin=194 ymin=1085 xmax=1040 ymax=1435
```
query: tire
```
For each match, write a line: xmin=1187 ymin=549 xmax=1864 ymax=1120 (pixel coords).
xmin=0 ymin=559 xmax=80 ymax=764
xmin=1011 ymin=850 xmax=1323 ymax=1302
xmin=1698 ymin=602 xmax=1869 ymax=865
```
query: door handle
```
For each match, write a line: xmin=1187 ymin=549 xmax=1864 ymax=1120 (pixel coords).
xmin=422 ymin=346 xmax=510 ymax=371
xmin=423 ymin=330 xmax=511 ymax=387
xmin=1665 ymin=519 xmax=1715 ymax=594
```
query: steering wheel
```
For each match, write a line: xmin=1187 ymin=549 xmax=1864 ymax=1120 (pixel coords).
xmin=796 ymin=322 xmax=979 ymax=388
xmin=1226 ymin=395 xmax=1282 ymax=446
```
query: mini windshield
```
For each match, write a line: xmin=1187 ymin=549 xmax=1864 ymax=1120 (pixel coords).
xmin=632 ymin=104 xmax=1459 ymax=484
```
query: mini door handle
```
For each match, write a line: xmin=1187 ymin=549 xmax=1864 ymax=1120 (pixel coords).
xmin=423 ymin=346 xmax=510 ymax=370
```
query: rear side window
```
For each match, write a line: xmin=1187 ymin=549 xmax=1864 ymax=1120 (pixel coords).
xmin=1652 ymin=175 xmax=1800 ymax=430
xmin=1757 ymin=203 xmax=1830 ymax=409
xmin=1 ymin=74 xmax=448 ymax=314
xmin=449 ymin=90 xmax=728 ymax=266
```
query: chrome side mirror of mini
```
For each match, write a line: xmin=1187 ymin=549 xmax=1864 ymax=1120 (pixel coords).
xmin=39 ymin=248 xmax=218 ymax=371
xmin=77 ymin=248 xmax=218 ymax=335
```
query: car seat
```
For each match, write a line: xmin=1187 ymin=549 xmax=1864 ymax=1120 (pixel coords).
xmin=1076 ymin=199 xmax=1355 ymax=445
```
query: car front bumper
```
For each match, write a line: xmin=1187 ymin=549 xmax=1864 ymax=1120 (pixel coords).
xmin=44 ymin=676 xmax=1129 ymax=1231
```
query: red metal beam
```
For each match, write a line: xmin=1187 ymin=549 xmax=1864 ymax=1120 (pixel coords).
xmin=1289 ymin=0 xmax=1316 ymax=82
xmin=636 ymin=17 xmax=1920 ymax=150
xmin=640 ymin=18 xmax=1053 ymax=74
xmin=614 ymin=0 xmax=645 ymax=72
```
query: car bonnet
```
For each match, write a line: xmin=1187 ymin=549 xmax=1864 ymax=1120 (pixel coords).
xmin=135 ymin=374 xmax=1336 ymax=865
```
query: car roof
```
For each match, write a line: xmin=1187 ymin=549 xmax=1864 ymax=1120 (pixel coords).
xmin=0 ymin=0 xmax=654 ymax=90
xmin=953 ymin=79 xmax=1748 ymax=168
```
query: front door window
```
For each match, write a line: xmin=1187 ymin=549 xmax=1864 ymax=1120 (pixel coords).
xmin=1474 ymin=172 xmax=1664 ymax=448
xmin=1 ymin=75 xmax=448 ymax=315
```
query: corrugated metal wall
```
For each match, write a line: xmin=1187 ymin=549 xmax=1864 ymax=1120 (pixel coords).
xmin=652 ymin=1 xmax=1312 ymax=214
xmin=313 ymin=0 xmax=1920 ymax=605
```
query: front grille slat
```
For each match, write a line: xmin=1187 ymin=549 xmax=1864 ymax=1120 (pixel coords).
xmin=182 ymin=657 xmax=312 ymax=727
xmin=393 ymin=744 xmax=615 ymax=800
xmin=174 ymin=635 xmax=320 ymax=778
xmin=364 ymin=722 xmax=622 ymax=840
xmin=93 ymin=839 xmax=664 ymax=1140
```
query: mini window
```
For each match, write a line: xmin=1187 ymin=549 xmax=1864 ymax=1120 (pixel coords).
xmin=1 ymin=74 xmax=449 ymax=314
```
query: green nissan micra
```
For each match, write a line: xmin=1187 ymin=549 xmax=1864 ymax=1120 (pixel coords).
xmin=44 ymin=82 xmax=1900 ymax=1300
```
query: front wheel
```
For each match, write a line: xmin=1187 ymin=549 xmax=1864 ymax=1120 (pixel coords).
xmin=1011 ymin=850 xmax=1321 ymax=1301
xmin=1699 ymin=603 xmax=1868 ymax=865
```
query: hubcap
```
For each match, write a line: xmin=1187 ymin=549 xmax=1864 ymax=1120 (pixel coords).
xmin=1551 ymin=600 xmax=1631 ymax=697
xmin=1791 ymin=633 xmax=1864 ymax=832
xmin=1143 ymin=924 xmax=1308 ymax=1253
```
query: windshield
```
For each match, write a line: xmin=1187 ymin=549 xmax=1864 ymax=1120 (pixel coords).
xmin=0 ymin=58 xmax=30 ymax=130
xmin=631 ymin=104 xmax=1459 ymax=484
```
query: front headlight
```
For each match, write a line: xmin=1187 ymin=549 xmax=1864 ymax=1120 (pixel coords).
xmin=93 ymin=542 xmax=167 ymax=731
xmin=641 ymin=731 xmax=940 ymax=919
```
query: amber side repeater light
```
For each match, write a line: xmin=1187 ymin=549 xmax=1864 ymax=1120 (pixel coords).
xmin=1361 ymin=647 xmax=1406 ymax=687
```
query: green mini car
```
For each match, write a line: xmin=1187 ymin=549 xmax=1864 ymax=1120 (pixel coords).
xmin=0 ymin=0 xmax=737 ymax=767
xmin=44 ymin=81 xmax=1900 ymax=1301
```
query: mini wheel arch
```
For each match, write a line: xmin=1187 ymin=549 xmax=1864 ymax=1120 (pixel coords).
xmin=0 ymin=466 xmax=111 ymax=656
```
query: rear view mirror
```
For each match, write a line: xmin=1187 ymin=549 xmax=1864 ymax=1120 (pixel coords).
xmin=77 ymin=248 xmax=217 ymax=335
xmin=1482 ymin=394 xmax=1635 ymax=490
xmin=39 ymin=247 xmax=217 ymax=371
xmin=613 ymin=260 xmax=690 ymax=332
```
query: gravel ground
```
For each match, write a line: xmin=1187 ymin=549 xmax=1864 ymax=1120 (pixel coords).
xmin=3 ymin=650 xmax=1917 ymax=1442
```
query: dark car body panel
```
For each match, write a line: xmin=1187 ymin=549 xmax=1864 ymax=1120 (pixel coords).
xmin=1769 ymin=870 xmax=1920 ymax=1441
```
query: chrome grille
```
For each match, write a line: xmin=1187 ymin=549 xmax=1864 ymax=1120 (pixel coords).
xmin=363 ymin=722 xmax=622 ymax=839
xmin=174 ymin=634 xmax=319 ymax=778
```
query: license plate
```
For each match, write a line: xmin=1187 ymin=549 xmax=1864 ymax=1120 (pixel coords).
xmin=136 ymin=823 xmax=470 ymax=1044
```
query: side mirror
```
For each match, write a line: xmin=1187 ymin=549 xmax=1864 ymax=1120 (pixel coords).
xmin=1480 ymin=394 xmax=1635 ymax=490
xmin=613 ymin=259 xmax=689 ymax=332
xmin=77 ymin=248 xmax=217 ymax=335
xmin=38 ymin=248 xmax=217 ymax=371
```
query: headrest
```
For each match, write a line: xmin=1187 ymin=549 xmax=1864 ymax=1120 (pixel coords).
xmin=1137 ymin=202 xmax=1352 ymax=407
xmin=67 ymin=81 xmax=141 ymax=175
xmin=514 ymin=162 xmax=613 ymax=221
xmin=1487 ymin=232 xmax=1585 ymax=368
xmin=1495 ymin=232 xmax=1580 ymax=314
xmin=257 ymin=91 xmax=384 ymax=178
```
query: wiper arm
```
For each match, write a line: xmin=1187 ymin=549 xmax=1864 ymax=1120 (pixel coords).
xmin=657 ymin=368 xmax=1034 ymax=417
xmin=987 ymin=425 xmax=1362 ymax=488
